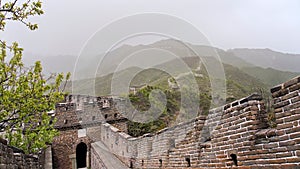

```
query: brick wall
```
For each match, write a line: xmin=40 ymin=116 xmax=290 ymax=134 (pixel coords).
xmin=0 ymin=138 xmax=40 ymax=169
xmin=52 ymin=95 xmax=130 ymax=169
xmin=91 ymin=76 xmax=300 ymax=169
xmin=52 ymin=103 xmax=92 ymax=169
xmin=52 ymin=129 xmax=92 ymax=169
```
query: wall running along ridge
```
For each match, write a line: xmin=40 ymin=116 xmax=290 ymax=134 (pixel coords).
xmin=90 ymin=76 xmax=300 ymax=169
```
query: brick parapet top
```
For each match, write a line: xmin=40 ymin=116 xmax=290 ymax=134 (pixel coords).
xmin=224 ymin=93 xmax=262 ymax=112
xmin=271 ymin=76 xmax=300 ymax=94
xmin=102 ymin=93 xmax=263 ymax=141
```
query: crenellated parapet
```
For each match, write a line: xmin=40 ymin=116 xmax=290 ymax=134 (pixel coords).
xmin=90 ymin=76 xmax=300 ymax=169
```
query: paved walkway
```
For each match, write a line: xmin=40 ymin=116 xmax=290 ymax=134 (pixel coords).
xmin=91 ymin=141 xmax=129 ymax=169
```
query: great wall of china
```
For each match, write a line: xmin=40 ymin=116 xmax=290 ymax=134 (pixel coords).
xmin=0 ymin=76 xmax=300 ymax=169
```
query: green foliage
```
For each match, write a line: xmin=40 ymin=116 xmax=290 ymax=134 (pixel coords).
xmin=262 ymin=92 xmax=277 ymax=128
xmin=224 ymin=64 xmax=268 ymax=101
xmin=0 ymin=42 xmax=69 ymax=154
xmin=125 ymin=61 xmax=269 ymax=136
xmin=128 ymin=120 xmax=166 ymax=137
xmin=69 ymin=54 xmax=272 ymax=136
xmin=127 ymin=84 xmax=211 ymax=137
xmin=127 ymin=86 xmax=177 ymax=137
xmin=0 ymin=0 xmax=70 ymax=154
xmin=0 ymin=0 xmax=43 ymax=31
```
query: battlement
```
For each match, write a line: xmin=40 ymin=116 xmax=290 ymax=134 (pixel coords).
xmin=53 ymin=95 xmax=128 ymax=131
xmin=90 ymin=76 xmax=300 ymax=169
xmin=50 ymin=76 xmax=300 ymax=169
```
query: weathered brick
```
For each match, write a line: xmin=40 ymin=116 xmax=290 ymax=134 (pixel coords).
xmin=286 ymin=144 xmax=300 ymax=151
xmin=290 ymin=131 xmax=300 ymax=139
xmin=277 ymin=122 xmax=294 ymax=130
xmin=283 ymin=114 xmax=300 ymax=123
xmin=245 ymin=155 xmax=260 ymax=160
xmin=263 ymin=143 xmax=278 ymax=149
xmin=275 ymin=152 xmax=293 ymax=158
xmin=258 ymin=154 xmax=276 ymax=159
xmin=284 ymin=77 xmax=300 ymax=88
xmin=268 ymin=147 xmax=287 ymax=153
xmin=273 ymin=100 xmax=290 ymax=109
xmin=289 ymin=83 xmax=300 ymax=92
xmin=286 ymin=157 xmax=300 ymax=163
xmin=243 ymin=160 xmax=257 ymax=165
xmin=243 ymin=141 xmax=253 ymax=146
xmin=276 ymin=111 xmax=292 ymax=119
xmin=279 ymin=140 xmax=296 ymax=147
xmin=229 ymin=134 xmax=241 ymax=140
xmin=291 ymin=96 xmax=300 ymax=103
xmin=294 ymin=138 xmax=300 ymax=144
xmin=274 ymin=107 xmax=283 ymax=113
xmin=285 ymin=126 xmax=300 ymax=134
xmin=282 ymin=91 xmax=299 ymax=101
xmin=268 ymin=158 xmax=286 ymax=164
xmin=271 ymin=85 xmax=283 ymax=93
xmin=272 ymin=88 xmax=289 ymax=98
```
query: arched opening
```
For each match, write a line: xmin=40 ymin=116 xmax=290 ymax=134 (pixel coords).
xmin=185 ymin=157 xmax=191 ymax=167
xmin=159 ymin=159 xmax=162 ymax=167
xmin=76 ymin=142 xmax=87 ymax=168
xmin=230 ymin=154 xmax=238 ymax=166
xmin=129 ymin=158 xmax=135 ymax=168
xmin=129 ymin=161 xmax=133 ymax=168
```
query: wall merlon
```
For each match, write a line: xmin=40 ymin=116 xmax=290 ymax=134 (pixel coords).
xmin=56 ymin=102 xmax=76 ymax=112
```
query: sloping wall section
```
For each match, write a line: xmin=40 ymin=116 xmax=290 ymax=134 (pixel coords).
xmin=91 ymin=76 xmax=300 ymax=169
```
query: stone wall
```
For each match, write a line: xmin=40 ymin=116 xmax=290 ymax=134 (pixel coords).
xmin=91 ymin=144 xmax=106 ymax=169
xmin=52 ymin=129 xmax=91 ymax=169
xmin=91 ymin=76 xmax=300 ymax=169
xmin=52 ymin=95 xmax=129 ymax=169
xmin=0 ymin=138 xmax=40 ymax=169
xmin=52 ymin=103 xmax=92 ymax=169
xmin=52 ymin=96 xmax=122 ymax=169
xmin=94 ymin=94 xmax=264 ymax=168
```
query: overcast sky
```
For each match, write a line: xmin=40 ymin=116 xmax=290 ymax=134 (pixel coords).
xmin=1 ymin=0 xmax=300 ymax=56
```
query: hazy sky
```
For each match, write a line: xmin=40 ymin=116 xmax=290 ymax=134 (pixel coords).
xmin=1 ymin=0 xmax=300 ymax=56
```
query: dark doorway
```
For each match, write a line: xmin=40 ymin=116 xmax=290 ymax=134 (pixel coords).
xmin=230 ymin=154 xmax=238 ymax=166
xmin=185 ymin=157 xmax=191 ymax=167
xmin=76 ymin=142 xmax=87 ymax=168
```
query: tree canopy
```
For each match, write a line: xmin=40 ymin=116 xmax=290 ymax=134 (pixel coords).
xmin=0 ymin=0 xmax=43 ymax=31
xmin=0 ymin=0 xmax=70 ymax=154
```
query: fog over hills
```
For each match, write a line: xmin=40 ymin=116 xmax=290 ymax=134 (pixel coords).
xmin=22 ymin=39 xmax=299 ymax=89
xmin=229 ymin=48 xmax=300 ymax=72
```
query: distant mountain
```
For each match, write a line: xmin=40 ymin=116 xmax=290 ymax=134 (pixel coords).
xmin=24 ymin=39 xmax=300 ymax=94
xmin=68 ymin=56 xmax=268 ymax=102
xmin=240 ymin=67 xmax=299 ymax=87
xmin=23 ymin=52 xmax=76 ymax=75
xmin=229 ymin=48 xmax=300 ymax=72
xmin=57 ymin=40 xmax=300 ymax=137
xmin=216 ymin=49 xmax=254 ymax=68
